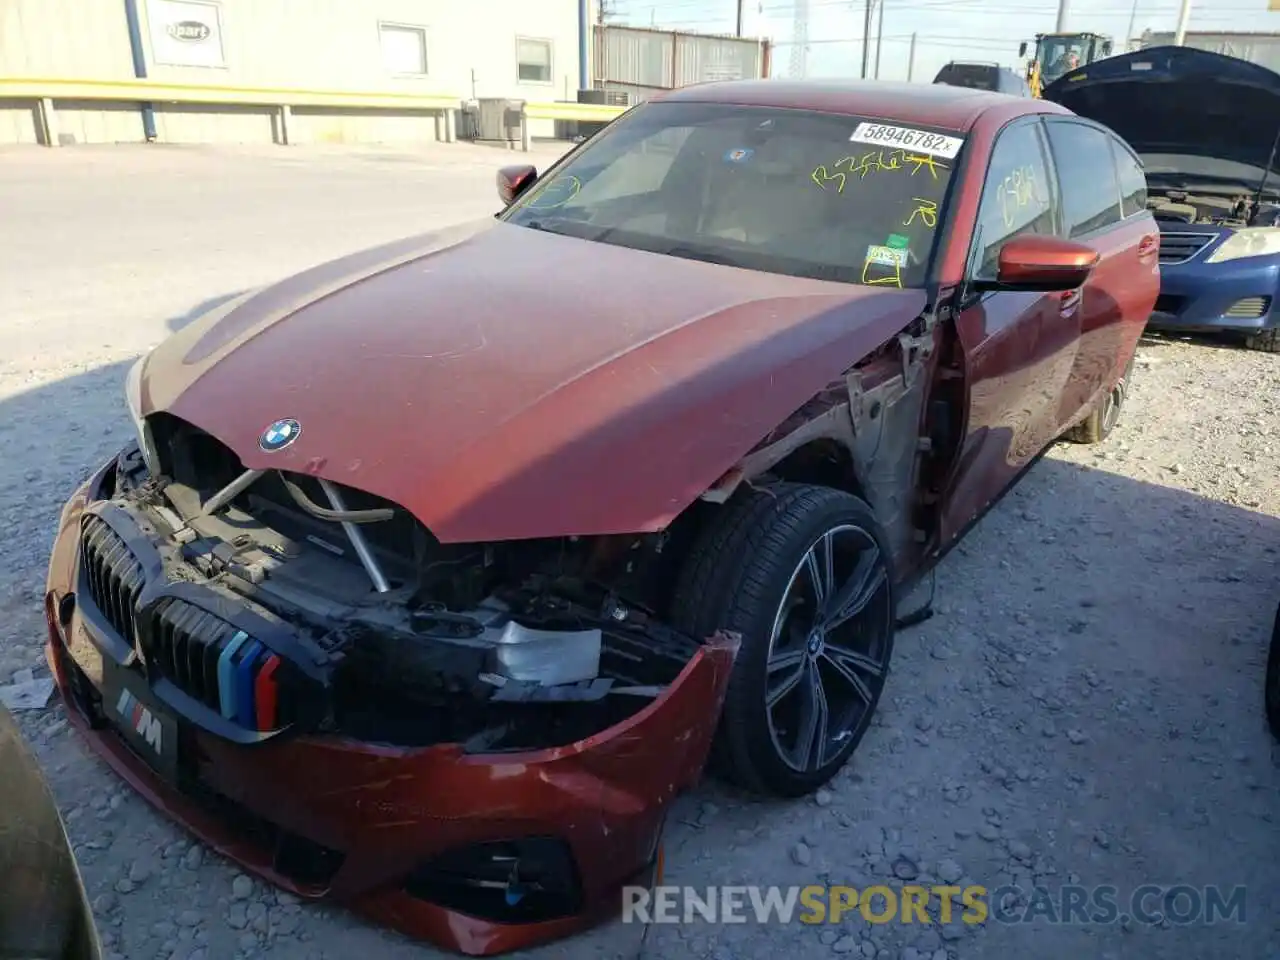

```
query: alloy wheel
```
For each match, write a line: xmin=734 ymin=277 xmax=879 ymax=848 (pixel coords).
xmin=763 ymin=524 xmax=893 ymax=773
xmin=1101 ymin=377 xmax=1125 ymax=435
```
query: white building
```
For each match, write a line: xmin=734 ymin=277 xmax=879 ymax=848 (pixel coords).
xmin=0 ymin=0 xmax=592 ymax=145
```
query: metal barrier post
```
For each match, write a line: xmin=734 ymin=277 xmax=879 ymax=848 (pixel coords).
xmin=122 ymin=0 xmax=158 ymax=141
xmin=37 ymin=98 xmax=59 ymax=147
xmin=277 ymin=105 xmax=292 ymax=145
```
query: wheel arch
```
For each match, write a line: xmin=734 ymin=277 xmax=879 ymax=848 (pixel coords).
xmin=695 ymin=334 xmax=941 ymax=583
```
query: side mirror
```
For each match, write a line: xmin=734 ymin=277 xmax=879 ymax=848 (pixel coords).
xmin=975 ymin=234 xmax=1099 ymax=292
xmin=497 ymin=164 xmax=537 ymax=206
xmin=1018 ymin=41 xmax=1028 ymax=58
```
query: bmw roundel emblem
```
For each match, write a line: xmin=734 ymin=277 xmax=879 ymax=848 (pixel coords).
xmin=259 ymin=418 xmax=301 ymax=452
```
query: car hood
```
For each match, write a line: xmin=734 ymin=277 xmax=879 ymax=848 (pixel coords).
xmin=1042 ymin=45 xmax=1280 ymax=176
xmin=140 ymin=218 xmax=926 ymax=542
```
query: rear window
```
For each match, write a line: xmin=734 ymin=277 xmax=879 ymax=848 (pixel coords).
xmin=1111 ymin=139 xmax=1148 ymax=218
xmin=1044 ymin=120 xmax=1123 ymax=237
xmin=502 ymin=102 xmax=964 ymax=288
xmin=934 ymin=64 xmax=998 ymax=91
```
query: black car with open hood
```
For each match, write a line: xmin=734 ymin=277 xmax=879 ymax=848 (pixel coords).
xmin=1042 ymin=45 xmax=1280 ymax=191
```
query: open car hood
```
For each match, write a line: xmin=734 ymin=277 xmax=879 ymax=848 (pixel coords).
xmin=1042 ymin=46 xmax=1280 ymax=177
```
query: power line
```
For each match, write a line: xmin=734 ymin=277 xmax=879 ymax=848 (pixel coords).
xmin=791 ymin=0 xmax=810 ymax=76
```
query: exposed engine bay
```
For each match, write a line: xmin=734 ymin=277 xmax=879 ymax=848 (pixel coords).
xmin=1147 ymin=188 xmax=1280 ymax=227
xmin=95 ymin=413 xmax=716 ymax=753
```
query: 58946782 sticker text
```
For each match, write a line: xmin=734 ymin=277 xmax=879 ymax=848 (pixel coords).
xmin=849 ymin=122 xmax=964 ymax=160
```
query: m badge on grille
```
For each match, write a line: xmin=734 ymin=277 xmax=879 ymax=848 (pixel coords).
xmin=116 ymin=688 xmax=164 ymax=755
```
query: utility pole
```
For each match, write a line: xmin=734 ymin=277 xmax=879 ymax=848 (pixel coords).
xmin=1055 ymin=0 xmax=1069 ymax=32
xmin=861 ymin=0 xmax=873 ymax=78
xmin=791 ymin=0 xmax=810 ymax=78
xmin=1173 ymin=0 xmax=1192 ymax=44
xmin=874 ymin=0 xmax=884 ymax=78
xmin=736 ymin=0 xmax=744 ymax=37
xmin=1126 ymin=0 xmax=1139 ymax=49
xmin=907 ymin=31 xmax=917 ymax=81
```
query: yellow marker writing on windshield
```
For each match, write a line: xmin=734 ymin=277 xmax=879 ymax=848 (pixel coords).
xmin=528 ymin=175 xmax=582 ymax=209
xmin=903 ymin=198 xmax=938 ymax=228
xmin=812 ymin=150 xmax=912 ymax=191
xmin=861 ymin=262 xmax=904 ymax=288
xmin=811 ymin=165 xmax=849 ymax=193
xmin=854 ymin=149 xmax=904 ymax=178
xmin=903 ymin=153 xmax=948 ymax=179
xmin=862 ymin=245 xmax=905 ymax=288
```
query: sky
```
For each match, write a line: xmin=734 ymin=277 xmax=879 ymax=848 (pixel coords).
xmin=606 ymin=0 xmax=1280 ymax=86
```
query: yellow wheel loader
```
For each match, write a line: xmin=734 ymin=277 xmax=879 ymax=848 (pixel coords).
xmin=1022 ymin=32 xmax=1114 ymax=97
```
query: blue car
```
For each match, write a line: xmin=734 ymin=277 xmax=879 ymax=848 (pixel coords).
xmin=1044 ymin=45 xmax=1280 ymax=353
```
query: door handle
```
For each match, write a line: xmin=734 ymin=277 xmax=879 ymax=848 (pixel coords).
xmin=1138 ymin=234 xmax=1159 ymax=259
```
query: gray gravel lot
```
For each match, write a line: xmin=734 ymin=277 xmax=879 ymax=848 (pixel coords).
xmin=1 ymin=142 xmax=1278 ymax=960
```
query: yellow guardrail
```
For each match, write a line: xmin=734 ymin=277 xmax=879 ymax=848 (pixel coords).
xmin=0 ymin=77 xmax=462 ymax=112
xmin=523 ymin=101 xmax=627 ymax=123
xmin=1 ymin=78 xmax=628 ymax=150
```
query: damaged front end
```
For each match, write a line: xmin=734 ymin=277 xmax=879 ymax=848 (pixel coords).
xmin=81 ymin=413 xmax=730 ymax=749
xmin=45 ymin=414 xmax=739 ymax=954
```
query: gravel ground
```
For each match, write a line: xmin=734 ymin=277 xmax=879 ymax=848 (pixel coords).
xmin=2 ymin=143 xmax=1278 ymax=960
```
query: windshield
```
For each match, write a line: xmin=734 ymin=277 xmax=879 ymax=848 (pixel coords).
xmin=936 ymin=64 xmax=998 ymax=90
xmin=501 ymin=102 xmax=961 ymax=288
xmin=1039 ymin=37 xmax=1085 ymax=84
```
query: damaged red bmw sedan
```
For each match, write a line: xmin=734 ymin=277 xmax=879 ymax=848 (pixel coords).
xmin=45 ymin=80 xmax=1157 ymax=954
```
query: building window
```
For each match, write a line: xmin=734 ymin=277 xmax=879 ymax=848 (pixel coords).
xmin=517 ymin=38 xmax=553 ymax=84
xmin=380 ymin=23 xmax=428 ymax=75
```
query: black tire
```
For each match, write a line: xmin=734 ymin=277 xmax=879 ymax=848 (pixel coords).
xmin=1266 ymin=603 xmax=1280 ymax=742
xmin=672 ymin=483 xmax=895 ymax=797
xmin=1065 ymin=355 xmax=1132 ymax=444
xmin=1245 ymin=328 xmax=1280 ymax=354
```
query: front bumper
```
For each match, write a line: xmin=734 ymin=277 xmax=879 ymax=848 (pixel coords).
xmin=44 ymin=458 xmax=737 ymax=956
xmin=1150 ymin=255 xmax=1280 ymax=334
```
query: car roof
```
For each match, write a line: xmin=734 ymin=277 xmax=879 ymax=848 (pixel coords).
xmin=654 ymin=78 xmax=1064 ymax=132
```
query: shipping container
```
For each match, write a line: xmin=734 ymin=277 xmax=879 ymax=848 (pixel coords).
xmin=593 ymin=24 xmax=768 ymax=105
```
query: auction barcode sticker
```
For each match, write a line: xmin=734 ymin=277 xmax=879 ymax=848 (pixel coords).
xmin=849 ymin=122 xmax=964 ymax=159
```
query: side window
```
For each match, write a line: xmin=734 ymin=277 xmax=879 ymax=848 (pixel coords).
xmin=972 ymin=120 xmax=1058 ymax=279
xmin=1044 ymin=120 xmax=1123 ymax=237
xmin=1111 ymin=138 xmax=1148 ymax=218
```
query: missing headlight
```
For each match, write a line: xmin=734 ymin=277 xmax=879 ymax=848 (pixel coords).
xmin=124 ymin=355 xmax=161 ymax=477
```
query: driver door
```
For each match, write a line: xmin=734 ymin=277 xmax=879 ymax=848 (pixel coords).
xmin=940 ymin=117 xmax=1077 ymax=544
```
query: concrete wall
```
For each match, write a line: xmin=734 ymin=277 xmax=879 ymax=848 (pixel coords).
xmin=0 ymin=0 xmax=583 ymax=145
xmin=0 ymin=0 xmax=140 ymax=143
